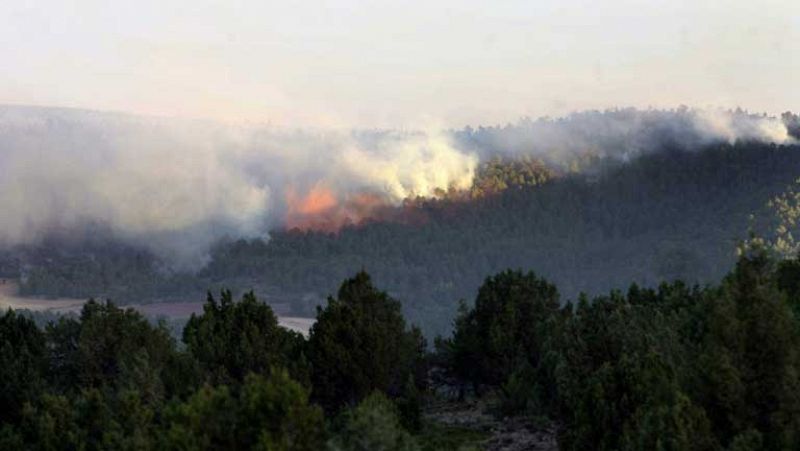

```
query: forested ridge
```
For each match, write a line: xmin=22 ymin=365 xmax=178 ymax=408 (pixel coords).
xmin=10 ymin=139 xmax=800 ymax=335
xmin=5 ymin=133 xmax=800 ymax=448
xmin=1 ymin=0 xmax=799 ymax=445
xmin=4 ymin=243 xmax=800 ymax=449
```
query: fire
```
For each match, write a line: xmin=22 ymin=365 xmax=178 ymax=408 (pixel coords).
xmin=285 ymin=182 xmax=398 ymax=232
xmin=287 ymin=183 xmax=338 ymax=216
xmin=284 ymin=177 xmax=472 ymax=233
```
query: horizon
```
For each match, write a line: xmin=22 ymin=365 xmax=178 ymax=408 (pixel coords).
xmin=0 ymin=101 xmax=795 ymax=132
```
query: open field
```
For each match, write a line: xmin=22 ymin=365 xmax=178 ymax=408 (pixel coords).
xmin=0 ymin=279 xmax=314 ymax=335
xmin=0 ymin=279 xmax=85 ymax=313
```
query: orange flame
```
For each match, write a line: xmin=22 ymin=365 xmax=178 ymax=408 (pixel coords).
xmin=288 ymin=183 xmax=338 ymax=216
xmin=284 ymin=182 xmax=435 ymax=233
xmin=285 ymin=182 xmax=384 ymax=232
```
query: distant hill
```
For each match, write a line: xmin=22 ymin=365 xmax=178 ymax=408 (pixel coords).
xmin=10 ymin=139 xmax=800 ymax=335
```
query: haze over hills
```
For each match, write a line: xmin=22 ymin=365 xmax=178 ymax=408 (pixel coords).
xmin=2 ymin=104 xmax=799 ymax=335
xmin=5 ymin=1 xmax=800 ymax=448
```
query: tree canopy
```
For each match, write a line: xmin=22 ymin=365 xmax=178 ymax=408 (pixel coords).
xmin=307 ymin=271 xmax=425 ymax=413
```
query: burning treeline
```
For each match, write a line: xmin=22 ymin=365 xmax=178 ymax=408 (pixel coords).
xmin=284 ymin=183 xmax=392 ymax=232
xmin=282 ymin=157 xmax=556 ymax=233
xmin=0 ymin=105 xmax=797 ymax=266
xmin=281 ymin=109 xmax=800 ymax=234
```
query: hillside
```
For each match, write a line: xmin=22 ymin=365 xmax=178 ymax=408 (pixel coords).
xmin=11 ymin=140 xmax=800 ymax=335
xmin=201 ymin=141 xmax=800 ymax=334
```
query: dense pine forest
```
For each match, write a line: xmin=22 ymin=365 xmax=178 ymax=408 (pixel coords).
xmin=2 ymin=0 xmax=799 ymax=444
xmin=3 ymin=243 xmax=800 ymax=449
xmin=4 ymin=112 xmax=800 ymax=449
xmin=9 ymin=137 xmax=800 ymax=335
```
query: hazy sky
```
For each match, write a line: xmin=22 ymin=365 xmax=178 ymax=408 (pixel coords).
xmin=1 ymin=0 xmax=798 ymax=128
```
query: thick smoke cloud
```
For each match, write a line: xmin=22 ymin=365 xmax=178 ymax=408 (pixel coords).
xmin=340 ymin=132 xmax=476 ymax=200
xmin=0 ymin=106 xmax=476 ymax=268
xmin=0 ymin=107 xmax=269 ymax=267
xmin=0 ymin=105 xmax=794 ymax=269
xmin=454 ymin=107 xmax=795 ymax=168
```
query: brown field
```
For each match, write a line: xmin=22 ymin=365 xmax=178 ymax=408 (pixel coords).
xmin=0 ymin=279 xmax=314 ymax=335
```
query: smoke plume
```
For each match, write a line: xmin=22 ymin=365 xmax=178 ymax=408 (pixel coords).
xmin=0 ymin=106 xmax=476 ymax=267
xmin=0 ymin=105 xmax=794 ymax=268
xmin=455 ymin=107 xmax=796 ymax=168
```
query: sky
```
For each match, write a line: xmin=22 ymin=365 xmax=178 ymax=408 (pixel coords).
xmin=1 ymin=0 xmax=798 ymax=128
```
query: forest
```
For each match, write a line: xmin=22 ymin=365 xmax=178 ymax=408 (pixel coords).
xmin=10 ymin=136 xmax=800 ymax=336
xmin=3 ymin=240 xmax=800 ymax=450
xmin=2 ymin=0 xmax=799 ymax=446
xmin=4 ymin=115 xmax=800 ymax=449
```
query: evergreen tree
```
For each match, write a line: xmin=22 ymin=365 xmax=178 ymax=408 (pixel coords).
xmin=183 ymin=290 xmax=307 ymax=385
xmin=695 ymin=247 xmax=800 ymax=448
xmin=160 ymin=370 xmax=325 ymax=451
xmin=440 ymin=270 xmax=560 ymax=399
xmin=307 ymin=271 xmax=425 ymax=412
xmin=0 ymin=309 xmax=46 ymax=424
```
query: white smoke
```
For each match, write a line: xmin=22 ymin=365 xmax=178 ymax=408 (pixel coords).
xmin=0 ymin=108 xmax=271 ymax=268
xmin=455 ymin=107 xmax=796 ymax=168
xmin=696 ymin=109 xmax=791 ymax=144
xmin=340 ymin=132 xmax=477 ymax=200
xmin=0 ymin=106 xmax=477 ymax=268
xmin=0 ymin=105 xmax=795 ymax=269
